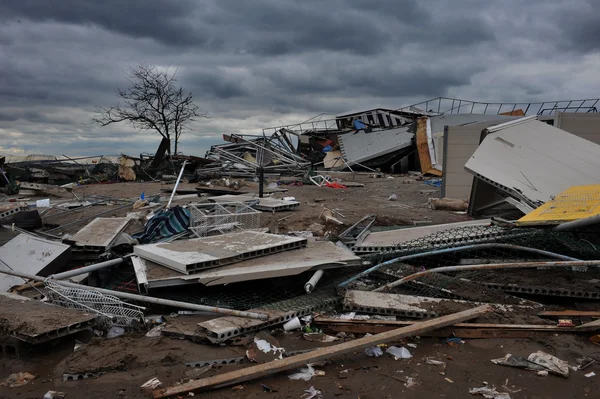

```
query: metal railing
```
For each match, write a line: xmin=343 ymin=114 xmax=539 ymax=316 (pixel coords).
xmin=394 ymin=97 xmax=600 ymax=116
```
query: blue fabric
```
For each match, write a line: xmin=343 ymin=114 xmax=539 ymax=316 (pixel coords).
xmin=353 ymin=120 xmax=367 ymax=130
xmin=133 ymin=206 xmax=190 ymax=243
xmin=322 ymin=145 xmax=333 ymax=153
xmin=424 ymin=178 xmax=442 ymax=187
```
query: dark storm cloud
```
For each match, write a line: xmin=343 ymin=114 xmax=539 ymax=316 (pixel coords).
xmin=0 ymin=0 xmax=205 ymax=46
xmin=0 ymin=0 xmax=599 ymax=157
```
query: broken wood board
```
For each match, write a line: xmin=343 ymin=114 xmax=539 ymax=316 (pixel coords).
xmin=69 ymin=217 xmax=131 ymax=250
xmin=0 ymin=293 xmax=97 ymax=344
xmin=134 ymin=231 xmax=307 ymax=274
xmin=0 ymin=234 xmax=71 ymax=292
xmin=343 ymin=290 xmax=535 ymax=319
xmin=416 ymin=117 xmax=435 ymax=174
xmin=154 ymin=305 xmax=491 ymax=398
xmin=538 ymin=310 xmax=600 ymax=318
xmin=313 ymin=317 xmax=579 ymax=339
xmin=18 ymin=181 xmax=68 ymax=196
xmin=323 ymin=150 xmax=344 ymax=169
xmin=139 ymin=240 xmax=361 ymax=289
xmin=207 ymin=195 xmax=300 ymax=211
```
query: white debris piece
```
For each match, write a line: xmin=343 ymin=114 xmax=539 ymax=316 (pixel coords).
xmin=527 ymin=351 xmax=569 ymax=377
xmin=469 ymin=386 xmax=511 ymax=399
xmin=386 ymin=346 xmax=412 ymax=359
xmin=365 ymin=346 xmax=384 ymax=357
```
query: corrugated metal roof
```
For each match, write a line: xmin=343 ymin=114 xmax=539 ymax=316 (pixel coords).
xmin=338 ymin=126 xmax=413 ymax=165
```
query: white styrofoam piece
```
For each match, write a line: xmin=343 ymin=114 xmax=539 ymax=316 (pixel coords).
xmin=134 ymin=231 xmax=307 ymax=274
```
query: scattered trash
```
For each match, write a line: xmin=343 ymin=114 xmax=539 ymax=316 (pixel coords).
xmin=107 ymin=326 xmax=125 ymax=339
xmin=0 ymin=372 xmax=36 ymax=388
xmin=145 ymin=325 xmax=164 ymax=337
xmin=289 ymin=365 xmax=324 ymax=381
xmin=527 ymin=351 xmax=569 ymax=377
xmin=303 ymin=333 xmax=339 ymax=343
xmin=424 ymin=358 xmax=446 ymax=368
xmin=303 ymin=386 xmax=322 ymax=399
xmin=407 ymin=343 xmax=418 ymax=348
xmin=386 ymin=346 xmax=412 ymax=359
xmin=283 ymin=317 xmax=302 ymax=331
xmin=247 ymin=335 xmax=286 ymax=363
xmin=261 ymin=383 xmax=278 ymax=392
xmin=43 ymin=391 xmax=66 ymax=399
xmin=402 ymin=376 xmax=417 ymax=388
xmin=469 ymin=386 xmax=511 ymax=399
xmin=388 ymin=194 xmax=397 ymax=201
xmin=141 ymin=377 xmax=162 ymax=391
xmin=537 ymin=370 xmax=548 ymax=376
xmin=365 ymin=346 xmax=384 ymax=357
xmin=585 ymin=372 xmax=596 ymax=378
xmin=445 ymin=377 xmax=454 ymax=383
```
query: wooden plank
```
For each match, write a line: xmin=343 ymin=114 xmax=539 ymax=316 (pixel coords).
xmin=425 ymin=168 xmax=443 ymax=177
xmin=538 ymin=310 xmax=600 ymax=317
xmin=313 ymin=317 xmax=579 ymax=338
xmin=154 ymin=305 xmax=491 ymax=398
xmin=415 ymin=117 xmax=433 ymax=174
xmin=576 ymin=319 xmax=600 ymax=331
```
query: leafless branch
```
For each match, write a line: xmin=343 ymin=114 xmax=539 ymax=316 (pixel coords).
xmin=92 ymin=64 xmax=205 ymax=154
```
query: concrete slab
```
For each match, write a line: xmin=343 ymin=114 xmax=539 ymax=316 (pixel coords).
xmin=0 ymin=234 xmax=71 ymax=292
xmin=137 ymin=240 xmax=361 ymax=290
xmin=353 ymin=219 xmax=491 ymax=253
xmin=207 ymin=195 xmax=300 ymax=211
xmin=133 ymin=231 xmax=307 ymax=274
xmin=70 ymin=217 xmax=131 ymax=249
xmin=0 ymin=292 xmax=97 ymax=344
xmin=343 ymin=290 xmax=532 ymax=319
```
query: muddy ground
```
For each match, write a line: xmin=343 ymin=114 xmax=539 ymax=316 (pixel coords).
xmin=40 ymin=173 xmax=466 ymax=236
xmin=1 ymin=331 xmax=599 ymax=399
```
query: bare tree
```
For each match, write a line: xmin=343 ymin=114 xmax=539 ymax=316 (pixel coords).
xmin=93 ymin=64 xmax=205 ymax=155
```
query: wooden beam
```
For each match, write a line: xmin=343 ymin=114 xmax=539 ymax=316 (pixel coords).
xmin=415 ymin=117 xmax=433 ymax=174
xmin=313 ymin=317 xmax=579 ymax=338
xmin=154 ymin=305 xmax=491 ymax=398
xmin=538 ymin=310 xmax=600 ymax=318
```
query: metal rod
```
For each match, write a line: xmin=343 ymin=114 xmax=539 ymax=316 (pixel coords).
xmin=49 ymin=258 xmax=125 ymax=280
xmin=0 ymin=267 xmax=269 ymax=320
xmin=304 ymin=270 xmax=324 ymax=293
xmin=374 ymin=260 xmax=598 ymax=292
xmin=167 ymin=160 xmax=187 ymax=209
xmin=338 ymin=243 xmax=581 ymax=288
xmin=553 ymin=214 xmax=600 ymax=231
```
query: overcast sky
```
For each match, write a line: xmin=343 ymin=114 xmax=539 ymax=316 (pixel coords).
xmin=1 ymin=0 xmax=599 ymax=157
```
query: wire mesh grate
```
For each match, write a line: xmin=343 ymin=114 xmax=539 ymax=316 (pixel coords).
xmin=45 ymin=281 xmax=145 ymax=328
xmin=188 ymin=202 xmax=261 ymax=238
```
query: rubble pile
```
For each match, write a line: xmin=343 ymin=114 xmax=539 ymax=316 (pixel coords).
xmin=2 ymin=100 xmax=600 ymax=398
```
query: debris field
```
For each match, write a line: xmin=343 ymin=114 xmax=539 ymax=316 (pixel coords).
xmin=2 ymin=101 xmax=600 ymax=398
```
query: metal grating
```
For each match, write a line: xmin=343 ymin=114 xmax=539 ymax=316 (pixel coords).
xmin=45 ymin=281 xmax=145 ymax=329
